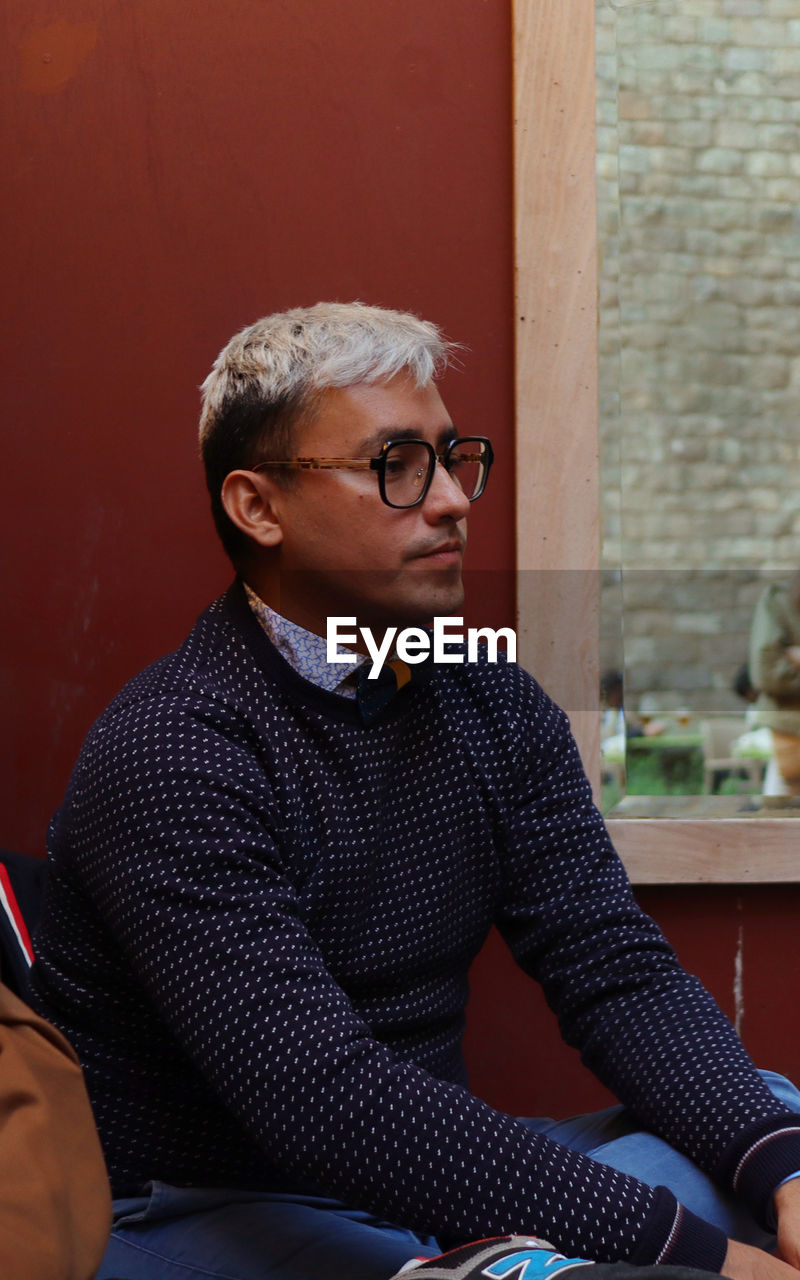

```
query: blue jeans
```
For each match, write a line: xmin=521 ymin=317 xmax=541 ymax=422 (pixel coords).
xmin=96 ymin=1070 xmax=798 ymax=1280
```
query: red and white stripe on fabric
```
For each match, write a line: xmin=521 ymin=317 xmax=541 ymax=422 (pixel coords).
xmin=0 ymin=865 xmax=34 ymax=966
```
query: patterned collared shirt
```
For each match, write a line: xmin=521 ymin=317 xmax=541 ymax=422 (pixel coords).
xmin=244 ymin=583 xmax=367 ymax=697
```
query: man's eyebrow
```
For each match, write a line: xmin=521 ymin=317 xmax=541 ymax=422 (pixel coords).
xmin=355 ymin=424 xmax=456 ymax=454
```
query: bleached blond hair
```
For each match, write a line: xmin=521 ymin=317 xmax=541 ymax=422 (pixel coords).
xmin=199 ymin=301 xmax=453 ymax=444
xmin=198 ymin=301 xmax=457 ymax=564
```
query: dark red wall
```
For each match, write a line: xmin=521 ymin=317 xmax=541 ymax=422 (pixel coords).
xmin=465 ymin=886 xmax=800 ymax=1118
xmin=3 ymin=0 xmax=515 ymax=860
xmin=4 ymin=2 xmax=798 ymax=1119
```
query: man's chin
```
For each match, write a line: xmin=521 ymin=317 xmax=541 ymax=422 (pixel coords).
xmin=314 ymin=568 xmax=465 ymax=633
xmin=396 ymin=584 xmax=466 ymax=630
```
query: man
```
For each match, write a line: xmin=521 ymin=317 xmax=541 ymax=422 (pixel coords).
xmin=31 ymin=303 xmax=800 ymax=1280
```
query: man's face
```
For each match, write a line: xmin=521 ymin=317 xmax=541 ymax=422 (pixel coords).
xmin=266 ymin=372 xmax=472 ymax=636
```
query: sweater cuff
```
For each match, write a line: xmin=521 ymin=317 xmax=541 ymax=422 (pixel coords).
xmin=718 ymin=1115 xmax=800 ymax=1229
xmin=628 ymin=1187 xmax=728 ymax=1273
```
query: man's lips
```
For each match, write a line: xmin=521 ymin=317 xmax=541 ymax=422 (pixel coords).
xmin=411 ymin=539 xmax=464 ymax=563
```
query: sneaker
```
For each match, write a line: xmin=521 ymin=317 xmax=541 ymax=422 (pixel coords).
xmin=390 ymin=1234 xmax=594 ymax=1278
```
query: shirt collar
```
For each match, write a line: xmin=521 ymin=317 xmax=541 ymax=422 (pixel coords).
xmin=243 ymin=583 xmax=366 ymax=697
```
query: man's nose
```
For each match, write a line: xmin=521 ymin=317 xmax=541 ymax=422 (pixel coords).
xmin=422 ymin=459 xmax=472 ymax=521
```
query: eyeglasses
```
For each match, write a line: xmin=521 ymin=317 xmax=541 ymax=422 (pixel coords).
xmin=250 ymin=436 xmax=494 ymax=509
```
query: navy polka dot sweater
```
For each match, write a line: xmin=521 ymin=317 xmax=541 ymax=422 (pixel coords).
xmin=31 ymin=583 xmax=800 ymax=1269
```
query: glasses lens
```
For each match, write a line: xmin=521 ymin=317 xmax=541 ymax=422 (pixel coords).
xmin=447 ymin=439 xmax=489 ymax=500
xmin=383 ymin=441 xmax=433 ymax=507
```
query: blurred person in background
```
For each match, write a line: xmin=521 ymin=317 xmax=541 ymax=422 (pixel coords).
xmin=749 ymin=572 xmax=800 ymax=796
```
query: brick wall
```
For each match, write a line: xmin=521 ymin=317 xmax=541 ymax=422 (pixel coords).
xmin=597 ymin=0 xmax=800 ymax=714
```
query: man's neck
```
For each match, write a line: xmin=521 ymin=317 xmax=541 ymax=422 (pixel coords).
xmin=240 ymin=570 xmax=408 ymax=657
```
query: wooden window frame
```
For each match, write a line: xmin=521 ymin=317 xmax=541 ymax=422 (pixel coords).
xmin=513 ymin=0 xmax=800 ymax=884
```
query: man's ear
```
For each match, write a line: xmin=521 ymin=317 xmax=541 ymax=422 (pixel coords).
xmin=221 ymin=470 xmax=284 ymax=549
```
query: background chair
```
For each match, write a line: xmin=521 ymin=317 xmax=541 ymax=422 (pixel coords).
xmin=700 ymin=718 xmax=765 ymax=794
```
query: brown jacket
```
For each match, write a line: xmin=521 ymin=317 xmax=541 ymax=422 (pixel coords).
xmin=0 ymin=981 xmax=111 ymax=1279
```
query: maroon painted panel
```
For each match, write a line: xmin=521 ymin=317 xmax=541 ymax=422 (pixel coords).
xmin=464 ymin=887 xmax=800 ymax=1119
xmin=2 ymin=1 xmax=514 ymax=857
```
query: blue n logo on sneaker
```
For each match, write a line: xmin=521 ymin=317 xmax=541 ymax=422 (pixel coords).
xmin=483 ymin=1249 xmax=591 ymax=1279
